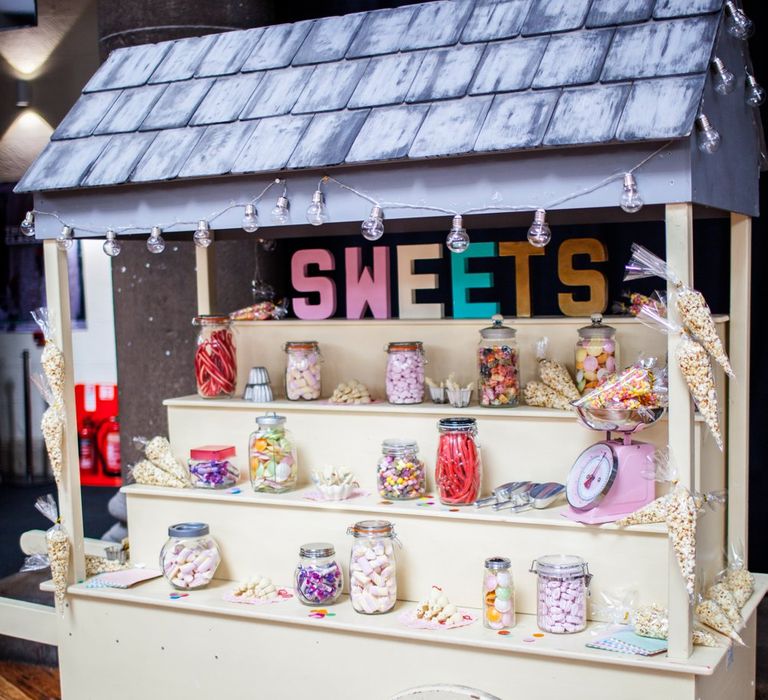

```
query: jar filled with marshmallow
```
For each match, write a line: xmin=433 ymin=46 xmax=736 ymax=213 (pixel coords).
xmin=530 ymin=555 xmax=592 ymax=634
xmin=348 ymin=520 xmax=399 ymax=614
xmin=294 ymin=542 xmax=343 ymax=606
xmin=284 ymin=341 xmax=322 ymax=400
xmin=160 ymin=522 xmax=221 ymax=590
xmin=385 ymin=342 xmax=425 ymax=404
xmin=377 ymin=439 xmax=426 ymax=500
xmin=483 ymin=557 xmax=515 ymax=630
xmin=575 ymin=315 xmax=618 ymax=395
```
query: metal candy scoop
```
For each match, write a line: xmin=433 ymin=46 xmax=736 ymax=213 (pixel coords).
xmin=493 ymin=482 xmax=565 ymax=512
xmin=475 ymin=481 xmax=533 ymax=508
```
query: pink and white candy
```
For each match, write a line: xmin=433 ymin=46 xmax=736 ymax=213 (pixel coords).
xmin=536 ymin=575 xmax=587 ymax=634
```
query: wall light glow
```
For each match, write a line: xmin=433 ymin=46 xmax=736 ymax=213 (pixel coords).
xmin=0 ymin=109 xmax=53 ymax=182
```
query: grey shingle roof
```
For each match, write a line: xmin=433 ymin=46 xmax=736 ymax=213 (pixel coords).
xmin=17 ymin=0 xmax=726 ymax=193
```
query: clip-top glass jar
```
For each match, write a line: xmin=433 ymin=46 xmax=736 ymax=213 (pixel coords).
xmin=348 ymin=520 xmax=398 ymax=614
xmin=385 ymin=342 xmax=425 ymax=404
xmin=284 ymin=341 xmax=322 ymax=400
xmin=435 ymin=417 xmax=482 ymax=505
xmin=478 ymin=315 xmax=519 ymax=407
xmin=188 ymin=445 xmax=238 ymax=489
xmin=377 ymin=439 xmax=426 ymax=500
xmin=249 ymin=412 xmax=297 ymax=493
xmin=575 ymin=315 xmax=618 ymax=395
xmin=193 ymin=315 xmax=237 ymax=399
xmin=160 ymin=522 xmax=221 ymax=590
xmin=294 ymin=542 xmax=343 ymax=606
xmin=530 ymin=555 xmax=592 ymax=634
xmin=483 ymin=557 xmax=515 ymax=630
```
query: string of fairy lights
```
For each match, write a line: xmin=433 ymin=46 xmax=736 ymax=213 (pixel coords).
xmin=17 ymin=0 xmax=762 ymax=258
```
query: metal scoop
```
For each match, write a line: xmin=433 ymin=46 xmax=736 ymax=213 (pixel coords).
xmin=493 ymin=482 xmax=565 ymax=512
xmin=475 ymin=481 xmax=533 ymax=508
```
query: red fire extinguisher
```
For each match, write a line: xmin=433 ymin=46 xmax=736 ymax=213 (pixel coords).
xmin=98 ymin=416 xmax=121 ymax=476
xmin=78 ymin=417 xmax=97 ymax=473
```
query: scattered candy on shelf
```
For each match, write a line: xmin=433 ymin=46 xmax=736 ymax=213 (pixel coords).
xmin=294 ymin=543 xmax=343 ymax=606
xmin=530 ymin=555 xmax=591 ymax=634
xmin=188 ymin=445 xmax=238 ymax=489
xmin=483 ymin=558 xmax=515 ymax=630
xmin=435 ymin=417 xmax=482 ymax=505
xmin=226 ymin=575 xmax=288 ymax=603
xmin=348 ymin=520 xmax=398 ymax=615
xmin=249 ymin=413 xmax=297 ymax=493
xmin=310 ymin=467 xmax=359 ymax=501
xmin=416 ymin=585 xmax=464 ymax=625
xmin=477 ymin=316 xmax=519 ymax=407
xmin=328 ymin=379 xmax=372 ymax=404
xmin=160 ymin=523 xmax=221 ymax=590
xmin=193 ymin=315 xmax=237 ymax=399
xmin=285 ymin=341 xmax=322 ymax=400
xmin=386 ymin=342 xmax=425 ymax=404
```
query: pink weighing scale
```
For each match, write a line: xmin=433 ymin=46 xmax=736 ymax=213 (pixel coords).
xmin=564 ymin=406 xmax=665 ymax=525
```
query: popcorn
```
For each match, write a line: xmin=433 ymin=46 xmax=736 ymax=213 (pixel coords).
xmin=34 ymin=495 xmax=70 ymax=613
xmin=41 ymin=406 xmax=64 ymax=487
xmin=634 ymin=604 xmax=725 ymax=647
xmin=615 ymin=494 xmax=667 ymax=526
xmin=707 ymin=583 xmax=741 ymax=626
xmin=666 ymin=485 xmax=698 ymax=602
xmin=695 ymin=599 xmax=744 ymax=645
xmin=524 ymin=381 xmax=573 ymax=410
xmin=675 ymin=288 xmax=733 ymax=377
xmin=131 ymin=459 xmax=190 ymax=488
xmin=143 ymin=436 xmax=190 ymax=483
xmin=85 ymin=555 xmax=128 ymax=577
xmin=724 ymin=568 xmax=755 ymax=608
xmin=536 ymin=337 xmax=580 ymax=402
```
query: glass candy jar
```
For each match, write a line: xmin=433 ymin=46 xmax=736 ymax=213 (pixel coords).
xmin=348 ymin=520 xmax=398 ymax=614
xmin=193 ymin=315 xmax=237 ymax=399
xmin=530 ymin=555 xmax=592 ymax=634
xmin=435 ymin=417 xmax=482 ymax=505
xmin=483 ymin=557 xmax=515 ymax=630
xmin=160 ymin=522 xmax=221 ymax=590
xmin=385 ymin=342 xmax=425 ymax=404
xmin=575 ymin=315 xmax=618 ymax=395
xmin=294 ymin=543 xmax=343 ymax=606
xmin=478 ymin=315 xmax=519 ymax=407
xmin=377 ymin=439 xmax=426 ymax=500
xmin=188 ymin=445 xmax=238 ymax=489
xmin=284 ymin=341 xmax=322 ymax=400
xmin=249 ymin=413 xmax=297 ymax=493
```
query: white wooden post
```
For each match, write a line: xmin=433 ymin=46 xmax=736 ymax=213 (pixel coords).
xmin=664 ymin=203 xmax=695 ymax=660
xmin=195 ymin=234 xmax=217 ymax=315
xmin=728 ymin=213 xmax=751 ymax=562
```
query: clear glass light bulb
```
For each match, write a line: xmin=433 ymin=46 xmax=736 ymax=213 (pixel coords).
xmin=746 ymin=74 xmax=766 ymax=107
xmin=527 ymin=209 xmax=551 ymax=248
xmin=242 ymin=204 xmax=260 ymax=233
xmin=20 ymin=211 xmax=35 ymax=237
xmin=103 ymin=229 xmax=121 ymax=257
xmin=271 ymin=196 xmax=290 ymax=225
xmin=56 ymin=225 xmax=74 ymax=251
xmin=725 ymin=1 xmax=754 ymax=39
xmin=620 ymin=173 xmax=644 ymax=214
xmin=147 ymin=226 xmax=165 ymax=254
xmin=193 ymin=220 xmax=212 ymax=248
xmin=696 ymin=114 xmax=721 ymax=155
xmin=306 ymin=190 xmax=329 ymax=226
xmin=361 ymin=205 xmax=385 ymax=241
xmin=445 ymin=215 xmax=470 ymax=253
xmin=711 ymin=58 xmax=736 ymax=95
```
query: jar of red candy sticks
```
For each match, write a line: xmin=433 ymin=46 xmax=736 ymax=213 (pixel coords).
xmin=478 ymin=315 xmax=519 ymax=407
xmin=435 ymin=417 xmax=482 ymax=505
xmin=193 ymin=316 xmax=237 ymax=399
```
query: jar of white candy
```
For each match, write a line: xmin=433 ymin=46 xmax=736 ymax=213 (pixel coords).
xmin=284 ymin=341 xmax=322 ymax=400
xmin=348 ymin=520 xmax=399 ymax=614
xmin=160 ymin=522 xmax=221 ymax=590
xmin=385 ymin=342 xmax=425 ymax=404
xmin=530 ymin=555 xmax=592 ymax=634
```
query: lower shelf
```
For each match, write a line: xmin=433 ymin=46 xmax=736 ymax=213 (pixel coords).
xmin=60 ymin=573 xmax=768 ymax=677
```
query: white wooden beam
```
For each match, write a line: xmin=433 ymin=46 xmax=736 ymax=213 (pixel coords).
xmin=0 ymin=597 xmax=58 ymax=646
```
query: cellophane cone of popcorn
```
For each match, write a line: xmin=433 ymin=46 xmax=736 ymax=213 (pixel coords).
xmin=31 ymin=308 xmax=65 ymax=402
xmin=706 ymin=583 xmax=741 ymax=626
xmin=695 ymin=599 xmax=744 ymax=645
xmin=632 ymin=604 xmax=668 ymax=639
xmin=535 ymin=337 xmax=580 ymax=402
xmin=666 ymin=484 xmax=697 ymax=602
xmin=724 ymin=569 xmax=754 ymax=608
xmin=523 ymin=381 xmax=572 ymax=410
xmin=34 ymin=495 xmax=70 ymax=614
xmin=676 ymin=335 xmax=723 ymax=450
xmin=675 ymin=288 xmax=733 ymax=377
xmin=615 ymin=494 xmax=668 ymax=526
xmin=137 ymin=436 xmax=190 ymax=484
xmin=41 ymin=405 xmax=64 ymax=487
xmin=131 ymin=459 xmax=189 ymax=488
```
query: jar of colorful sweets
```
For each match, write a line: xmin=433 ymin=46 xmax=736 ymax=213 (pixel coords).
xmin=483 ymin=557 xmax=515 ymax=630
xmin=477 ymin=315 xmax=519 ymax=407
xmin=188 ymin=445 xmax=238 ymax=489
xmin=435 ymin=417 xmax=482 ymax=505
xmin=377 ymin=439 xmax=426 ymax=500
xmin=294 ymin=543 xmax=343 ymax=605
xmin=249 ymin=413 xmax=297 ymax=493
xmin=575 ymin=315 xmax=618 ymax=395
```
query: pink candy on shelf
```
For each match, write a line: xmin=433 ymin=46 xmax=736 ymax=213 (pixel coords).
xmin=530 ymin=555 xmax=591 ymax=634
xmin=385 ymin=342 xmax=425 ymax=404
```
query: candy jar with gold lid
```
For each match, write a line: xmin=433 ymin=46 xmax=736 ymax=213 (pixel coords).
xmin=575 ymin=315 xmax=618 ymax=395
xmin=478 ymin=315 xmax=519 ymax=407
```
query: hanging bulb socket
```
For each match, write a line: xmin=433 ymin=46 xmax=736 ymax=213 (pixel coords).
xmin=711 ymin=57 xmax=736 ymax=96
xmin=746 ymin=74 xmax=766 ymax=107
xmin=103 ymin=229 xmax=121 ymax=257
xmin=361 ymin=204 xmax=385 ymax=241
xmin=527 ymin=209 xmax=552 ymax=248
xmin=20 ymin=211 xmax=35 ymax=237
xmin=620 ymin=173 xmax=644 ymax=214
xmin=445 ymin=214 xmax=470 ymax=253
xmin=147 ymin=226 xmax=165 ymax=254
xmin=194 ymin=219 xmax=212 ymax=248
xmin=242 ymin=204 xmax=260 ymax=233
xmin=56 ymin=225 xmax=74 ymax=251
xmin=696 ymin=114 xmax=721 ymax=155
xmin=306 ymin=190 xmax=329 ymax=226
xmin=271 ymin=195 xmax=290 ymax=225
xmin=724 ymin=1 xmax=754 ymax=40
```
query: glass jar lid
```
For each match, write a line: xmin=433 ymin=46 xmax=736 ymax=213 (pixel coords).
xmin=299 ymin=542 xmax=335 ymax=558
xmin=284 ymin=341 xmax=319 ymax=351
xmin=168 ymin=522 xmax=210 ymax=538
xmin=530 ymin=554 xmax=590 ymax=580
xmin=480 ymin=314 xmax=516 ymax=340
xmin=578 ymin=314 xmax=615 ymax=339
xmin=387 ymin=341 xmax=423 ymax=352
xmin=256 ymin=412 xmax=286 ymax=427
xmin=348 ymin=519 xmax=395 ymax=537
xmin=192 ymin=315 xmax=230 ymax=326
xmin=437 ymin=416 xmax=477 ymax=433
xmin=485 ymin=556 xmax=511 ymax=571
xmin=381 ymin=438 xmax=418 ymax=455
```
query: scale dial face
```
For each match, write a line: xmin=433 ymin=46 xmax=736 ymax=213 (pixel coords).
xmin=566 ymin=443 xmax=618 ymax=511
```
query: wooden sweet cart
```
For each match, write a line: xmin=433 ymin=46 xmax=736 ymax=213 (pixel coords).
xmin=2 ymin=1 xmax=766 ymax=697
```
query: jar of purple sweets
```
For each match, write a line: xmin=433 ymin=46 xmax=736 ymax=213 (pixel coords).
xmin=294 ymin=543 xmax=343 ymax=606
xmin=188 ymin=445 xmax=238 ymax=489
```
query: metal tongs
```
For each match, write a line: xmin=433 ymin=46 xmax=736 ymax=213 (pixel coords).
xmin=475 ymin=481 xmax=534 ymax=509
xmin=494 ymin=482 xmax=565 ymax=512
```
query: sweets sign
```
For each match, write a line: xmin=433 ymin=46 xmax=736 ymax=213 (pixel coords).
xmin=290 ymin=238 xmax=608 ymax=319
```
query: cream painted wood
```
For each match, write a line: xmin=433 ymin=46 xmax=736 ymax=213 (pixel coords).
xmin=0 ymin=597 xmax=58 ymax=645
xmin=43 ymin=240 xmax=85 ymax=584
xmin=195 ymin=234 xmax=216 ymax=315
xmin=20 ymin=530 xmax=118 ymax=558
xmin=664 ymin=203 xmax=695 ymax=660
xmin=728 ymin=213 xmax=751 ymax=561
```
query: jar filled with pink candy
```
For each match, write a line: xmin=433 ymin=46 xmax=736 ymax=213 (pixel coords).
xmin=530 ymin=555 xmax=592 ymax=634
xmin=385 ymin=342 xmax=425 ymax=404
xmin=284 ymin=341 xmax=322 ymax=400
xmin=477 ymin=315 xmax=519 ymax=407
xmin=575 ymin=315 xmax=618 ymax=395
xmin=193 ymin=316 xmax=237 ymax=399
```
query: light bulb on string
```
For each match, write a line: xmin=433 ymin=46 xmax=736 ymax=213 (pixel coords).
xmin=194 ymin=220 xmax=212 ymax=248
xmin=271 ymin=195 xmax=290 ymax=225
xmin=746 ymin=74 xmax=766 ymax=107
xmin=361 ymin=205 xmax=385 ymax=241
xmin=147 ymin=226 xmax=165 ymax=254
xmin=306 ymin=190 xmax=329 ymax=226
xmin=527 ymin=209 xmax=551 ymax=248
xmin=696 ymin=114 xmax=721 ymax=155
xmin=445 ymin=215 xmax=470 ymax=253
xmin=20 ymin=211 xmax=35 ymax=237
xmin=711 ymin=57 xmax=736 ymax=95
xmin=103 ymin=229 xmax=121 ymax=257
xmin=619 ymin=173 xmax=644 ymax=214
xmin=56 ymin=225 xmax=74 ymax=251
xmin=242 ymin=204 xmax=260 ymax=233
xmin=724 ymin=1 xmax=754 ymax=39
